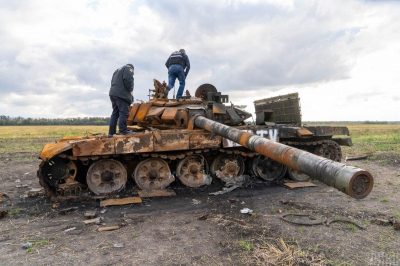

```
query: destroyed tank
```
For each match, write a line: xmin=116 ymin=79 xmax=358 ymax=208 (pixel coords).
xmin=38 ymin=80 xmax=373 ymax=199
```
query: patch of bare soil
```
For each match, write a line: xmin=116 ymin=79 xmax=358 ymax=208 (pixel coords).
xmin=0 ymin=153 xmax=399 ymax=265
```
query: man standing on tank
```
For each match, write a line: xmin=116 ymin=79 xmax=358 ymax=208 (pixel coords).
xmin=108 ymin=64 xmax=134 ymax=136
xmin=165 ymin=49 xmax=190 ymax=99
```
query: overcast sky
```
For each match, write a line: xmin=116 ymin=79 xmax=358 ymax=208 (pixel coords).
xmin=0 ymin=0 xmax=399 ymax=121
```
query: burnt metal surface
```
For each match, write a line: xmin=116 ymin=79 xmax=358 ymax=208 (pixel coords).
xmin=115 ymin=133 xmax=154 ymax=154
xmin=134 ymin=103 xmax=152 ymax=123
xmin=133 ymin=158 xmax=174 ymax=190
xmin=154 ymin=131 xmax=189 ymax=152
xmin=254 ymin=93 xmax=301 ymax=126
xmin=72 ymin=137 xmax=115 ymax=157
xmin=127 ymin=103 xmax=140 ymax=125
xmin=189 ymin=131 xmax=221 ymax=149
xmin=194 ymin=115 xmax=373 ymax=199
xmin=86 ymin=159 xmax=127 ymax=195
xmin=40 ymin=142 xmax=73 ymax=160
xmin=176 ymin=155 xmax=211 ymax=187
xmin=37 ymin=80 xmax=366 ymax=199
xmin=305 ymin=126 xmax=350 ymax=136
xmin=251 ymin=155 xmax=287 ymax=182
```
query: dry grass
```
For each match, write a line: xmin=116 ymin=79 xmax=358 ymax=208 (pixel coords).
xmin=346 ymin=124 xmax=400 ymax=155
xmin=0 ymin=125 xmax=107 ymax=153
xmin=245 ymin=238 xmax=325 ymax=266
xmin=0 ymin=123 xmax=399 ymax=155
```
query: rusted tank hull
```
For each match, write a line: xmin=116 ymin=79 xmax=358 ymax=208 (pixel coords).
xmin=194 ymin=115 xmax=373 ymax=199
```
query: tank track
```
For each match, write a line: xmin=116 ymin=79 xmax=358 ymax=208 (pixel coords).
xmin=38 ymin=138 xmax=342 ymax=198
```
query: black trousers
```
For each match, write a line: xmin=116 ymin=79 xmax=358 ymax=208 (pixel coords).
xmin=109 ymin=95 xmax=129 ymax=135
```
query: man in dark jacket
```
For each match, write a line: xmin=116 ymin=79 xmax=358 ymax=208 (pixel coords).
xmin=108 ymin=64 xmax=134 ymax=136
xmin=165 ymin=49 xmax=190 ymax=99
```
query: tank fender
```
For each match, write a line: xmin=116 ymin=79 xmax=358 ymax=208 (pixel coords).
xmin=39 ymin=142 xmax=73 ymax=161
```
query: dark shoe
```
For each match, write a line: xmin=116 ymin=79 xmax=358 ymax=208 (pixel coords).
xmin=119 ymin=130 xmax=134 ymax=135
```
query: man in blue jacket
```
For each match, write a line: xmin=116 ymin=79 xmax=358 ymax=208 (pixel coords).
xmin=108 ymin=64 xmax=134 ymax=136
xmin=165 ymin=49 xmax=190 ymax=99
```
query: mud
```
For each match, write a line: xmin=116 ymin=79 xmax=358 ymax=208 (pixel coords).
xmin=0 ymin=152 xmax=399 ymax=265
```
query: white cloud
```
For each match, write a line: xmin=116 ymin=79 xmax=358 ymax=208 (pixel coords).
xmin=0 ymin=0 xmax=399 ymax=120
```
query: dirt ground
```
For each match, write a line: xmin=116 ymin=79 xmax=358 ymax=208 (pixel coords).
xmin=0 ymin=152 xmax=399 ymax=266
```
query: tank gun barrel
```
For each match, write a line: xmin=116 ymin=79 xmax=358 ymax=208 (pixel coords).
xmin=194 ymin=115 xmax=373 ymax=199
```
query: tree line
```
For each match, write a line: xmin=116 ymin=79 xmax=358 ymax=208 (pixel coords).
xmin=0 ymin=115 xmax=109 ymax=125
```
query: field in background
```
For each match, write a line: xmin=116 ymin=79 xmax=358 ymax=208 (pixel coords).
xmin=0 ymin=124 xmax=399 ymax=155
xmin=0 ymin=126 xmax=107 ymax=153
xmin=345 ymin=124 xmax=400 ymax=155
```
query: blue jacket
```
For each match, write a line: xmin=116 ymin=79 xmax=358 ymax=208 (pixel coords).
xmin=165 ymin=51 xmax=190 ymax=77
xmin=109 ymin=64 xmax=134 ymax=104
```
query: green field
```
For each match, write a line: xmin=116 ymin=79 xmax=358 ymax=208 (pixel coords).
xmin=0 ymin=124 xmax=399 ymax=155
xmin=345 ymin=124 xmax=400 ymax=155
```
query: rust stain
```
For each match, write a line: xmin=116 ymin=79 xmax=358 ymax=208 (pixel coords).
xmin=147 ymin=107 xmax=165 ymax=118
xmin=190 ymin=132 xmax=221 ymax=149
xmin=239 ymin=132 xmax=252 ymax=146
xmin=296 ymin=128 xmax=314 ymax=137
xmin=154 ymin=131 xmax=189 ymax=151
xmin=161 ymin=107 xmax=178 ymax=121
xmin=134 ymin=102 xmax=152 ymax=122
xmin=254 ymin=143 xmax=300 ymax=170
xmin=212 ymin=103 xmax=227 ymax=114
xmin=127 ymin=103 xmax=140 ymax=125
xmin=39 ymin=142 xmax=73 ymax=160
xmin=175 ymin=110 xmax=188 ymax=127
xmin=115 ymin=133 xmax=154 ymax=154
xmin=72 ymin=138 xmax=115 ymax=156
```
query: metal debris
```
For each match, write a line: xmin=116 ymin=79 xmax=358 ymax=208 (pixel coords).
xmin=283 ymin=181 xmax=317 ymax=189
xmin=84 ymin=210 xmax=97 ymax=219
xmin=210 ymin=185 xmax=240 ymax=196
xmin=64 ymin=227 xmax=76 ymax=233
xmin=137 ymin=189 xmax=176 ymax=198
xmin=345 ymin=155 xmax=369 ymax=162
xmin=113 ymin=243 xmax=124 ymax=248
xmin=26 ymin=188 xmax=44 ymax=198
xmin=21 ymin=242 xmax=32 ymax=250
xmin=281 ymin=213 xmax=326 ymax=226
xmin=98 ymin=225 xmax=120 ymax=232
xmin=240 ymin=208 xmax=253 ymax=215
xmin=326 ymin=218 xmax=366 ymax=230
xmin=83 ymin=217 xmax=101 ymax=225
xmin=192 ymin=199 xmax=201 ymax=205
xmin=100 ymin=197 xmax=142 ymax=207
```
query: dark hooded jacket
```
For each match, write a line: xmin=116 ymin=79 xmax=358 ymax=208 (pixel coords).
xmin=165 ymin=51 xmax=190 ymax=77
xmin=109 ymin=64 xmax=134 ymax=104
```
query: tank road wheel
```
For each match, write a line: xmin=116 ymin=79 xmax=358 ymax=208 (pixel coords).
xmin=133 ymin=158 xmax=175 ymax=190
xmin=251 ymin=156 xmax=287 ymax=182
xmin=314 ymin=140 xmax=342 ymax=162
xmin=86 ymin=159 xmax=127 ymax=195
xmin=210 ymin=154 xmax=245 ymax=184
xmin=176 ymin=155 xmax=211 ymax=187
